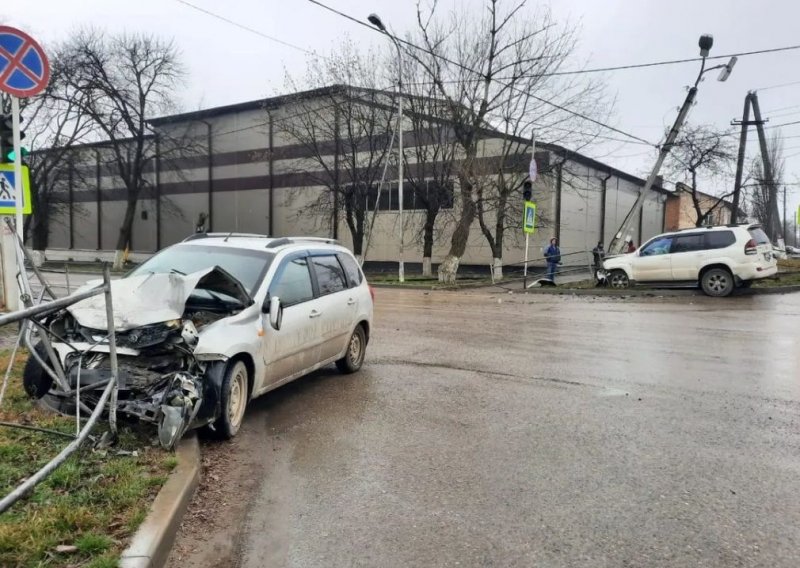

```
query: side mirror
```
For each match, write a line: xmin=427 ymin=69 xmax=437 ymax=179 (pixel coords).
xmin=268 ymin=296 xmax=283 ymax=331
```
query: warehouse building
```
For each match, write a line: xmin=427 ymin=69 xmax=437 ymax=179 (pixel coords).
xmin=42 ymin=85 xmax=670 ymax=271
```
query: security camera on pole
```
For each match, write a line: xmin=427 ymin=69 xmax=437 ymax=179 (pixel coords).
xmin=0 ymin=26 xmax=50 ymax=309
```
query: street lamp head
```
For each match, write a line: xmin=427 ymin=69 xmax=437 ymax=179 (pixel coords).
xmin=368 ymin=13 xmax=386 ymax=31
xmin=699 ymin=34 xmax=714 ymax=57
xmin=717 ymin=56 xmax=737 ymax=82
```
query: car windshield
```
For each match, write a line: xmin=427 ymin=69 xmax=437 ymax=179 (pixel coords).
xmin=129 ymin=245 xmax=275 ymax=295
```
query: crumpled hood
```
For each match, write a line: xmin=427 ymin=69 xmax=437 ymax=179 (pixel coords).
xmin=67 ymin=266 xmax=252 ymax=331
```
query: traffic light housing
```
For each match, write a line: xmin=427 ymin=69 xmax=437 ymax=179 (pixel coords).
xmin=0 ymin=114 xmax=26 ymax=163
xmin=0 ymin=114 xmax=12 ymax=164
xmin=522 ymin=180 xmax=532 ymax=202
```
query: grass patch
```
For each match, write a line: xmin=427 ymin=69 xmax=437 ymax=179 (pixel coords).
xmin=0 ymin=351 xmax=175 ymax=568
xmin=753 ymin=270 xmax=800 ymax=288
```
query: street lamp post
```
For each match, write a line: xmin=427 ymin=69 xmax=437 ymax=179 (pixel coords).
xmin=368 ymin=13 xmax=404 ymax=282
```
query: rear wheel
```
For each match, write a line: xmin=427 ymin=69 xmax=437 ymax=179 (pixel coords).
xmin=336 ymin=325 xmax=366 ymax=374
xmin=701 ymin=268 xmax=734 ymax=297
xmin=213 ymin=360 xmax=249 ymax=439
xmin=609 ymin=269 xmax=630 ymax=289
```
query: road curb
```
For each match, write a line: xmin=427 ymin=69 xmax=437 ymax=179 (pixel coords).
xmin=120 ymin=434 xmax=200 ymax=568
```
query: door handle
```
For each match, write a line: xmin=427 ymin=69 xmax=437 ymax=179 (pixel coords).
xmin=309 ymin=310 xmax=322 ymax=319
xmin=347 ymin=298 xmax=356 ymax=306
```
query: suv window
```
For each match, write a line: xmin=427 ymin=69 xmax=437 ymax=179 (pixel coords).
xmin=270 ymin=257 xmax=314 ymax=307
xmin=311 ymin=255 xmax=347 ymax=296
xmin=671 ymin=234 xmax=704 ymax=253
xmin=640 ymin=236 xmax=673 ymax=256
xmin=705 ymin=231 xmax=736 ymax=250
xmin=337 ymin=253 xmax=362 ymax=288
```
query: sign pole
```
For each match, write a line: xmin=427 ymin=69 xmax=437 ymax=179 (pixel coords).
xmin=11 ymin=96 xmax=22 ymax=242
xmin=523 ymin=233 xmax=529 ymax=288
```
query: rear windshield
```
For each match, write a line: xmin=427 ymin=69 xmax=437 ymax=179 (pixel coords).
xmin=748 ymin=227 xmax=770 ymax=245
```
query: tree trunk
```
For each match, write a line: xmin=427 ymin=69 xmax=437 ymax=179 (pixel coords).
xmin=114 ymin=195 xmax=139 ymax=269
xmin=422 ymin=208 xmax=437 ymax=277
xmin=492 ymin=257 xmax=503 ymax=280
xmin=438 ymin=176 xmax=476 ymax=283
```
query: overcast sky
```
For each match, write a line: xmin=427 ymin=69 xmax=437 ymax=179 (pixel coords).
xmin=3 ymin=0 xmax=800 ymax=222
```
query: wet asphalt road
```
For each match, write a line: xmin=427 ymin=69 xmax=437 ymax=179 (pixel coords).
xmin=179 ymin=288 xmax=800 ymax=567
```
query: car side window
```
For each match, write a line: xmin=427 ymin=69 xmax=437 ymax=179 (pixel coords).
xmin=671 ymin=234 xmax=704 ymax=253
xmin=337 ymin=253 xmax=363 ymax=288
xmin=705 ymin=231 xmax=736 ymax=250
xmin=640 ymin=237 xmax=673 ymax=256
xmin=311 ymin=255 xmax=348 ymax=296
xmin=270 ymin=257 xmax=314 ymax=307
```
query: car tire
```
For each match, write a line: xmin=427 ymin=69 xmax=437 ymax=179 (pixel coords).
xmin=22 ymin=342 xmax=53 ymax=399
xmin=609 ymin=269 xmax=630 ymax=289
xmin=701 ymin=268 xmax=734 ymax=297
xmin=213 ymin=360 xmax=249 ymax=439
xmin=336 ymin=325 xmax=366 ymax=374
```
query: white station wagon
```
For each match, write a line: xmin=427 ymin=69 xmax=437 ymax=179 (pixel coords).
xmin=23 ymin=235 xmax=374 ymax=447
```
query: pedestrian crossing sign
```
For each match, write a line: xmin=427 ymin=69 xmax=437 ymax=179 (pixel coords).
xmin=523 ymin=200 xmax=536 ymax=234
xmin=0 ymin=164 xmax=32 ymax=215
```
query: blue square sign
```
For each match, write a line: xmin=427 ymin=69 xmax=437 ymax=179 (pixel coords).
xmin=0 ymin=165 xmax=32 ymax=214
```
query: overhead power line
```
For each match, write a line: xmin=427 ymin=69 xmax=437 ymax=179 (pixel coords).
xmin=305 ymin=0 xmax=655 ymax=147
xmin=175 ymin=0 xmax=315 ymax=56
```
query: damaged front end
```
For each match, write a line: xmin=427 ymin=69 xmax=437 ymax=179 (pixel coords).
xmin=25 ymin=267 xmax=252 ymax=449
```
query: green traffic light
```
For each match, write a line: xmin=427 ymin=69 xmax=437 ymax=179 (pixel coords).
xmin=5 ymin=147 xmax=29 ymax=161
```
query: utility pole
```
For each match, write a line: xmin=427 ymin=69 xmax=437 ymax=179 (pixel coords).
xmin=750 ymin=92 xmax=781 ymax=242
xmin=730 ymin=93 xmax=754 ymax=224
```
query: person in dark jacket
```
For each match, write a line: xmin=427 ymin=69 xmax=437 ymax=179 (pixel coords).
xmin=544 ymin=237 xmax=561 ymax=281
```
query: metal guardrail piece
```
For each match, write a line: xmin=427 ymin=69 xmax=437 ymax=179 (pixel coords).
xmin=0 ymin=221 xmax=121 ymax=514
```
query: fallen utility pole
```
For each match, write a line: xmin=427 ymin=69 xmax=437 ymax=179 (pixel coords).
xmin=608 ymin=37 xmax=737 ymax=254
xmin=730 ymin=93 xmax=754 ymax=224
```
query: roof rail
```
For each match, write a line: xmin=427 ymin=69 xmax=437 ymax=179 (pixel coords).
xmin=264 ymin=236 xmax=340 ymax=249
xmin=182 ymin=232 xmax=271 ymax=242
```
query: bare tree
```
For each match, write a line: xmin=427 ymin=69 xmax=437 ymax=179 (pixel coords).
xmin=10 ymin=49 xmax=97 ymax=251
xmin=666 ymin=124 xmax=736 ymax=227
xmin=280 ymin=41 xmax=395 ymax=258
xmin=56 ymin=29 xmax=184 ymax=268
xmin=402 ymin=64 xmax=458 ymax=276
xmin=408 ymin=0 xmax=610 ymax=282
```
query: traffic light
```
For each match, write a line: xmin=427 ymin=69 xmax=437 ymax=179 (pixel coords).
xmin=0 ymin=114 xmax=12 ymax=164
xmin=522 ymin=180 xmax=532 ymax=202
xmin=0 ymin=114 xmax=26 ymax=163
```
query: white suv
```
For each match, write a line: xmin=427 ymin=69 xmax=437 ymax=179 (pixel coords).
xmin=602 ymin=224 xmax=777 ymax=297
xmin=23 ymin=235 xmax=374 ymax=447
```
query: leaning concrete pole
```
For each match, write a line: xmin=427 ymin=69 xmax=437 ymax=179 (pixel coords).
xmin=730 ymin=93 xmax=752 ymax=224
xmin=750 ymin=93 xmax=781 ymax=241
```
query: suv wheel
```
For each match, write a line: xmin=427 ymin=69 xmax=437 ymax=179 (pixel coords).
xmin=609 ymin=270 xmax=630 ymax=289
xmin=701 ymin=268 xmax=734 ymax=297
xmin=336 ymin=325 xmax=366 ymax=374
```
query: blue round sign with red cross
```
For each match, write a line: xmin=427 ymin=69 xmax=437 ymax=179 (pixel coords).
xmin=0 ymin=26 xmax=50 ymax=98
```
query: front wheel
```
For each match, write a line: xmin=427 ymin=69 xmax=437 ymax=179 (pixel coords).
xmin=336 ymin=325 xmax=366 ymax=374
xmin=609 ymin=269 xmax=630 ymax=289
xmin=701 ymin=268 xmax=734 ymax=297
xmin=214 ymin=360 xmax=249 ymax=439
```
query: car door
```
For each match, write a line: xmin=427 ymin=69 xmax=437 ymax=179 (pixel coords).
xmin=262 ymin=254 xmax=323 ymax=385
xmin=308 ymin=253 xmax=353 ymax=362
xmin=669 ymin=233 xmax=705 ymax=281
xmin=631 ymin=236 xmax=674 ymax=281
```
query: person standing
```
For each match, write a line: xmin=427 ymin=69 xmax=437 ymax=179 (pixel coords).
xmin=544 ymin=237 xmax=561 ymax=281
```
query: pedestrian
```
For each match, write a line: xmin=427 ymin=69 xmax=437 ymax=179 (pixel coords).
xmin=544 ymin=237 xmax=561 ymax=281
xmin=592 ymin=241 xmax=605 ymax=272
xmin=626 ymin=240 xmax=637 ymax=254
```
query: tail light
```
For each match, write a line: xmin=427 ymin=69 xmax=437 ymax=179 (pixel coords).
xmin=368 ymin=285 xmax=375 ymax=302
xmin=744 ymin=239 xmax=758 ymax=255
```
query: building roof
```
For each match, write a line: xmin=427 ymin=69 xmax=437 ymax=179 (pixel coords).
xmin=144 ymin=84 xmax=671 ymax=195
